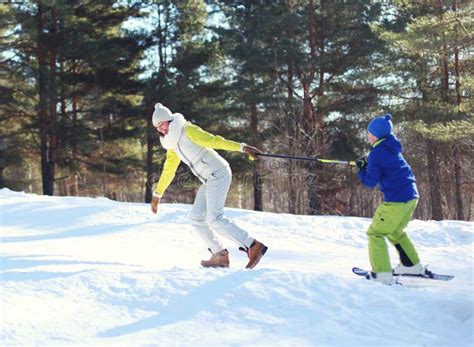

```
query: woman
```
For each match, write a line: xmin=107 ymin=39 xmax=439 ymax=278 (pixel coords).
xmin=150 ymin=103 xmax=267 ymax=269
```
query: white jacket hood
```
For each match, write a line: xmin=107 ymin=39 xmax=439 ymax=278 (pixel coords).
xmin=159 ymin=113 xmax=187 ymax=150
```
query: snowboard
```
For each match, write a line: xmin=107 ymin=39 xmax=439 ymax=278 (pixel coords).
xmin=352 ymin=267 xmax=455 ymax=281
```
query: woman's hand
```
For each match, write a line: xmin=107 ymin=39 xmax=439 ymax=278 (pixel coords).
xmin=243 ymin=145 xmax=262 ymax=160
xmin=151 ymin=196 xmax=160 ymax=214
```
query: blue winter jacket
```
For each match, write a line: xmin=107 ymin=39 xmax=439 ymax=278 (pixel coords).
xmin=358 ymin=134 xmax=419 ymax=203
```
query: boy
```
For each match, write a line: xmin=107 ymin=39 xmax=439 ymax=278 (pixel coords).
xmin=356 ymin=114 xmax=425 ymax=284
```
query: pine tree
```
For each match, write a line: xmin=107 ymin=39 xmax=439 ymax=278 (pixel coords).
xmin=217 ymin=0 xmax=384 ymax=214
xmin=373 ymin=1 xmax=473 ymax=220
xmin=0 ymin=3 xmax=36 ymax=190
xmin=214 ymin=1 xmax=283 ymax=211
xmin=5 ymin=1 xmax=146 ymax=196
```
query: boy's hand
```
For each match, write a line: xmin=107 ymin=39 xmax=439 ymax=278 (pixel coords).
xmin=356 ymin=156 xmax=368 ymax=169
xmin=243 ymin=145 xmax=262 ymax=160
xmin=151 ymin=196 xmax=160 ymax=214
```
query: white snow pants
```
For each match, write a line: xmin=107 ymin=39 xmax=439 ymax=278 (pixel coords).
xmin=189 ymin=165 xmax=254 ymax=253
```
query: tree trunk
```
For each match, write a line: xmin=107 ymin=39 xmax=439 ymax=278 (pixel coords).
xmin=0 ymin=166 xmax=4 ymax=189
xmin=305 ymin=0 xmax=322 ymax=215
xmin=36 ymin=2 xmax=52 ymax=195
xmin=303 ymin=81 xmax=319 ymax=215
xmin=453 ymin=40 xmax=465 ymax=220
xmin=72 ymin=60 xmax=79 ymax=122
xmin=70 ymin=175 xmax=78 ymax=196
xmin=100 ymin=124 xmax=106 ymax=196
xmin=426 ymin=139 xmax=443 ymax=220
xmin=71 ymin=62 xmax=80 ymax=170
xmin=250 ymin=100 xmax=263 ymax=211
xmin=300 ymin=74 xmax=318 ymax=214
xmin=453 ymin=145 xmax=464 ymax=220
xmin=286 ymin=64 xmax=297 ymax=214
xmin=145 ymin=102 xmax=154 ymax=203
xmin=47 ymin=5 xmax=58 ymax=195
xmin=59 ymin=59 xmax=67 ymax=120
xmin=442 ymin=44 xmax=450 ymax=104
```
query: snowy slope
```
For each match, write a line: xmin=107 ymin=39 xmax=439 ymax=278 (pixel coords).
xmin=0 ymin=188 xmax=473 ymax=346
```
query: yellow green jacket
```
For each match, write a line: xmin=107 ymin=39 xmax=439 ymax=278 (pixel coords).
xmin=154 ymin=120 xmax=243 ymax=197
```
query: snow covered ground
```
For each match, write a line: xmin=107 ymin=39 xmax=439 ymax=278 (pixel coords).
xmin=1 ymin=188 xmax=473 ymax=346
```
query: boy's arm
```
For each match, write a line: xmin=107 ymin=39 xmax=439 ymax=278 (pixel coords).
xmin=358 ymin=152 xmax=381 ymax=188
xmin=154 ymin=149 xmax=181 ymax=198
xmin=185 ymin=124 xmax=243 ymax=152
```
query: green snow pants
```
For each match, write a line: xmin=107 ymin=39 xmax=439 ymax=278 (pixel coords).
xmin=367 ymin=198 xmax=420 ymax=273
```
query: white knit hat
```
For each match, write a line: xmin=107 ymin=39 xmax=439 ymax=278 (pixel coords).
xmin=152 ymin=103 xmax=173 ymax=125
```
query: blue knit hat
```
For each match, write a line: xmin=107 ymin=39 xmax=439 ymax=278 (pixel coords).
xmin=368 ymin=114 xmax=393 ymax=138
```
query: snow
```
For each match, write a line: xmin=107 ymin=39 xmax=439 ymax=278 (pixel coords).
xmin=1 ymin=188 xmax=473 ymax=346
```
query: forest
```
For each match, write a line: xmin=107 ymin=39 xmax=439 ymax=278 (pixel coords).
xmin=0 ymin=0 xmax=472 ymax=220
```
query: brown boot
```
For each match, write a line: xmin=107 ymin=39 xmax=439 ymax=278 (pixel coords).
xmin=244 ymin=240 xmax=268 ymax=269
xmin=201 ymin=249 xmax=230 ymax=268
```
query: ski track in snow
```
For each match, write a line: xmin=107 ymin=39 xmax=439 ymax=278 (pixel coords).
xmin=0 ymin=188 xmax=473 ymax=346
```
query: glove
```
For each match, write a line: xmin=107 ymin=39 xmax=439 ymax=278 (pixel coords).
xmin=242 ymin=145 xmax=262 ymax=160
xmin=151 ymin=195 xmax=160 ymax=214
xmin=356 ymin=156 xmax=368 ymax=170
